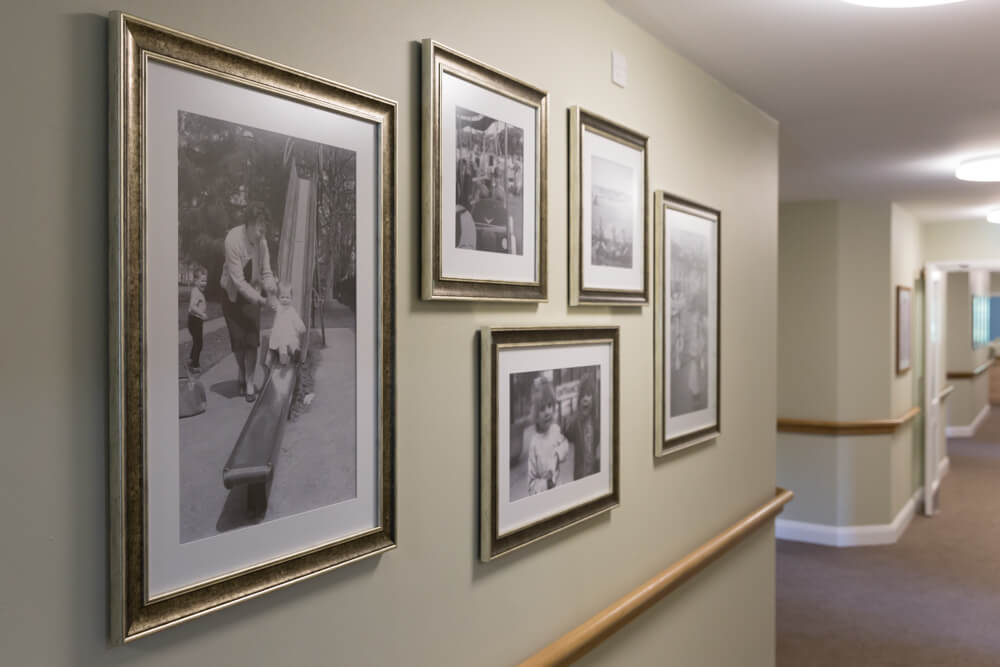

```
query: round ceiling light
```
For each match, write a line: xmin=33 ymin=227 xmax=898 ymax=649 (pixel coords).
xmin=988 ymin=210 xmax=1000 ymax=224
xmin=956 ymin=156 xmax=1000 ymax=182
xmin=842 ymin=0 xmax=966 ymax=6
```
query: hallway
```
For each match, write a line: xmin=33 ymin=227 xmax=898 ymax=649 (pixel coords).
xmin=777 ymin=408 xmax=1000 ymax=666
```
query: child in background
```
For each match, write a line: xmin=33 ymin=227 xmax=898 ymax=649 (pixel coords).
xmin=187 ymin=266 xmax=208 ymax=374
xmin=527 ymin=376 xmax=569 ymax=495
xmin=268 ymin=281 xmax=306 ymax=366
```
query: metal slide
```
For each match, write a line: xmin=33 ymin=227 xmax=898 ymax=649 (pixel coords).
xmin=223 ymin=160 xmax=317 ymax=517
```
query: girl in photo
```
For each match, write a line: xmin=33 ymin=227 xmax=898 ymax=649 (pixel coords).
xmin=527 ymin=376 xmax=569 ymax=495
xmin=267 ymin=281 xmax=306 ymax=367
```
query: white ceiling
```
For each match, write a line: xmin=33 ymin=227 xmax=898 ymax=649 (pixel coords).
xmin=609 ymin=0 xmax=1000 ymax=223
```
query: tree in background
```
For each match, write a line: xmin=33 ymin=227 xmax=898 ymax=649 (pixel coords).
xmin=178 ymin=111 xmax=357 ymax=309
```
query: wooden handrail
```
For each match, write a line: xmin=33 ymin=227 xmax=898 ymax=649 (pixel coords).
xmin=776 ymin=406 xmax=921 ymax=435
xmin=947 ymin=359 xmax=995 ymax=379
xmin=518 ymin=488 xmax=794 ymax=667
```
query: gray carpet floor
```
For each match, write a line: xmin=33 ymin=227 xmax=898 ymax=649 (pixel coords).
xmin=777 ymin=408 xmax=1000 ymax=666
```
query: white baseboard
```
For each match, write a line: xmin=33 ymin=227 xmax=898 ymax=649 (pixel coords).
xmin=932 ymin=456 xmax=950 ymax=496
xmin=946 ymin=404 xmax=990 ymax=438
xmin=776 ymin=488 xmax=921 ymax=548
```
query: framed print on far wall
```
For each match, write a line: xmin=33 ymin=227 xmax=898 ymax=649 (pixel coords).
xmin=480 ymin=326 xmax=619 ymax=561
xmin=653 ymin=191 xmax=720 ymax=457
xmin=896 ymin=286 xmax=912 ymax=375
xmin=569 ymin=107 xmax=649 ymax=306
xmin=109 ymin=13 xmax=395 ymax=642
xmin=422 ymin=39 xmax=548 ymax=301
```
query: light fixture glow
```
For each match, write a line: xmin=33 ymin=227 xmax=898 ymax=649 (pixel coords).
xmin=956 ymin=156 xmax=1000 ymax=182
xmin=988 ymin=210 xmax=1000 ymax=224
xmin=842 ymin=0 xmax=966 ymax=7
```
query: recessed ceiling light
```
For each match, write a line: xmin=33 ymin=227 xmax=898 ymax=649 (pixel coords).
xmin=988 ymin=210 xmax=1000 ymax=224
xmin=956 ymin=156 xmax=1000 ymax=182
xmin=842 ymin=0 xmax=966 ymax=7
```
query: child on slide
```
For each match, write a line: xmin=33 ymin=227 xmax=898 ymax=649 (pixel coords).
xmin=267 ymin=281 xmax=306 ymax=367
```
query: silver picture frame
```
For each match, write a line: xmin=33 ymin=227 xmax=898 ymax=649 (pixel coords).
xmin=109 ymin=12 xmax=396 ymax=642
xmin=422 ymin=40 xmax=548 ymax=301
xmin=569 ymin=107 xmax=649 ymax=306
xmin=653 ymin=191 xmax=720 ymax=457
xmin=480 ymin=326 xmax=619 ymax=561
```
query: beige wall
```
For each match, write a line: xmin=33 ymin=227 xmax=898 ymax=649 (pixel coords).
xmin=923 ymin=220 xmax=1000 ymax=263
xmin=0 ymin=2 xmax=779 ymax=666
xmin=889 ymin=205 xmax=923 ymax=516
xmin=776 ymin=433 xmax=839 ymax=525
xmin=945 ymin=271 xmax=990 ymax=428
xmin=778 ymin=201 xmax=840 ymax=418
xmin=946 ymin=272 xmax=973 ymax=373
xmin=777 ymin=201 xmax=919 ymax=528
xmin=836 ymin=202 xmax=893 ymax=419
xmin=889 ymin=424 xmax=916 ymax=517
xmin=777 ymin=200 xmax=893 ymax=420
xmin=777 ymin=433 xmax=895 ymax=526
xmin=948 ymin=375 xmax=990 ymax=428
xmin=891 ymin=204 xmax=922 ymax=414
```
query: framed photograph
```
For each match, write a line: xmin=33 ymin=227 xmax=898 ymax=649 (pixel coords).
xmin=653 ymin=192 xmax=720 ymax=457
xmin=568 ymin=107 xmax=649 ymax=306
xmin=480 ymin=326 xmax=619 ymax=561
xmin=422 ymin=40 xmax=548 ymax=301
xmin=109 ymin=13 xmax=395 ymax=642
xmin=897 ymin=286 xmax=912 ymax=374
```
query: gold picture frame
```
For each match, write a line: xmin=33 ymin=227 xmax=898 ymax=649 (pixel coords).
xmin=480 ymin=326 xmax=619 ymax=561
xmin=896 ymin=285 xmax=912 ymax=375
xmin=109 ymin=13 xmax=396 ymax=642
xmin=422 ymin=40 xmax=548 ymax=301
xmin=568 ymin=107 xmax=650 ymax=306
xmin=653 ymin=191 xmax=721 ymax=457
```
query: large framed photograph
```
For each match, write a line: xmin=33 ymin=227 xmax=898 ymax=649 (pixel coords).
xmin=897 ymin=285 xmax=912 ymax=375
xmin=568 ymin=107 xmax=649 ymax=306
xmin=480 ymin=327 xmax=618 ymax=561
xmin=422 ymin=40 xmax=547 ymax=301
xmin=109 ymin=13 xmax=395 ymax=642
xmin=653 ymin=192 xmax=720 ymax=457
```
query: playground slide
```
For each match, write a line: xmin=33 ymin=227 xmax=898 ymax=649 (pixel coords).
xmin=222 ymin=364 xmax=296 ymax=516
xmin=222 ymin=160 xmax=317 ymax=517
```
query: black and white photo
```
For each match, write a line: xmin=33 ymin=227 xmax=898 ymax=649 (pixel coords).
xmin=423 ymin=40 xmax=547 ymax=301
xmin=590 ymin=156 xmax=634 ymax=269
xmin=176 ymin=110 xmax=358 ymax=541
xmin=669 ymin=228 xmax=709 ymax=417
xmin=569 ymin=107 xmax=648 ymax=305
xmin=507 ymin=365 xmax=601 ymax=502
xmin=481 ymin=327 xmax=618 ymax=561
xmin=455 ymin=105 xmax=524 ymax=255
xmin=654 ymin=191 xmax=720 ymax=456
xmin=109 ymin=14 xmax=395 ymax=642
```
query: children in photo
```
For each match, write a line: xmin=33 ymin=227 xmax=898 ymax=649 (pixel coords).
xmin=268 ymin=281 xmax=306 ymax=367
xmin=187 ymin=266 xmax=208 ymax=374
xmin=567 ymin=373 xmax=600 ymax=480
xmin=527 ymin=376 xmax=569 ymax=495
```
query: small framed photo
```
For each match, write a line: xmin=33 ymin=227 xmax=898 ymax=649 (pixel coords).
xmin=480 ymin=326 xmax=619 ymax=561
xmin=422 ymin=40 xmax=548 ymax=301
xmin=654 ymin=192 xmax=720 ymax=457
xmin=109 ymin=13 xmax=395 ymax=642
xmin=568 ymin=107 xmax=649 ymax=306
xmin=897 ymin=286 xmax=912 ymax=374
